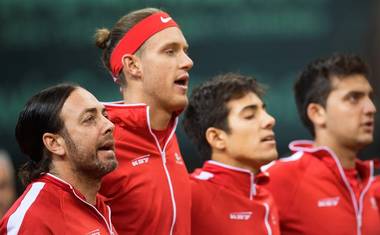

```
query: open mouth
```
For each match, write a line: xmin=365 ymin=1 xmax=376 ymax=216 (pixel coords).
xmin=98 ymin=140 xmax=115 ymax=152
xmin=362 ymin=121 xmax=374 ymax=132
xmin=174 ymin=74 xmax=189 ymax=87
xmin=261 ymin=135 xmax=275 ymax=142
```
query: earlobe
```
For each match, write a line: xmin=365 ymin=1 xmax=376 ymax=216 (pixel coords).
xmin=42 ymin=133 xmax=66 ymax=157
xmin=122 ymin=54 xmax=142 ymax=78
xmin=205 ymin=127 xmax=226 ymax=151
xmin=307 ymin=103 xmax=326 ymax=127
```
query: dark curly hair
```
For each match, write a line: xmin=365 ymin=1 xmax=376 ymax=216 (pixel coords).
xmin=294 ymin=53 xmax=369 ymax=136
xmin=183 ymin=73 xmax=265 ymax=162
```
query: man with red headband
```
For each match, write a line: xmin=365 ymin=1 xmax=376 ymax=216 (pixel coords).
xmin=94 ymin=8 xmax=193 ymax=235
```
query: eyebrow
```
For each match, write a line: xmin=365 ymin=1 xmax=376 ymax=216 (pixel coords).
xmin=345 ymin=90 xmax=373 ymax=97
xmin=78 ymin=107 xmax=105 ymax=119
xmin=240 ymin=104 xmax=259 ymax=113
xmin=162 ymin=41 xmax=189 ymax=50
xmin=79 ymin=108 xmax=97 ymax=118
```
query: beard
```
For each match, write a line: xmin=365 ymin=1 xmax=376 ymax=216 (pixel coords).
xmin=62 ymin=129 xmax=117 ymax=180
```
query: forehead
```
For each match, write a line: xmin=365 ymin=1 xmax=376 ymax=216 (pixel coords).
xmin=60 ymin=88 xmax=103 ymax=121
xmin=330 ymin=74 xmax=372 ymax=94
xmin=227 ymin=92 xmax=263 ymax=114
xmin=142 ymin=27 xmax=188 ymax=49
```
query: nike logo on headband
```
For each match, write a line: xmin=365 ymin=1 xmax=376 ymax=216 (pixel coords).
xmin=160 ymin=16 xmax=172 ymax=23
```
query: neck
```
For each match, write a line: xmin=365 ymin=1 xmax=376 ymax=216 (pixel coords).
xmin=122 ymin=87 xmax=173 ymax=130
xmin=149 ymin=107 xmax=173 ymax=130
xmin=50 ymin=164 xmax=100 ymax=205
xmin=314 ymin=134 xmax=357 ymax=169
xmin=212 ymin=152 xmax=259 ymax=174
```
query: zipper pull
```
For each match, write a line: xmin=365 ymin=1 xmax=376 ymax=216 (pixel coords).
xmin=162 ymin=152 xmax=166 ymax=164
xmin=357 ymin=214 xmax=362 ymax=229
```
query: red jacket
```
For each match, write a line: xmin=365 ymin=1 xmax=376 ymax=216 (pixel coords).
xmin=0 ymin=173 xmax=116 ymax=235
xmin=372 ymin=176 xmax=380 ymax=214
xmin=262 ymin=140 xmax=380 ymax=235
xmin=191 ymin=161 xmax=280 ymax=235
xmin=100 ymin=103 xmax=191 ymax=235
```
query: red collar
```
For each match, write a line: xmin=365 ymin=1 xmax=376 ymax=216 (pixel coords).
xmin=288 ymin=140 xmax=373 ymax=182
xmin=194 ymin=161 xmax=270 ymax=199
xmin=103 ymin=102 xmax=178 ymax=134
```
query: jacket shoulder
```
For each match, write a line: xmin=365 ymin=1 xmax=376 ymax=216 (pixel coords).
xmin=1 ymin=182 xmax=64 ymax=234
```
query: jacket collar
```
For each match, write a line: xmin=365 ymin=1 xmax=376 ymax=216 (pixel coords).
xmin=194 ymin=160 xmax=269 ymax=200
xmin=37 ymin=173 xmax=87 ymax=200
xmin=288 ymin=140 xmax=374 ymax=182
xmin=103 ymin=102 xmax=179 ymax=152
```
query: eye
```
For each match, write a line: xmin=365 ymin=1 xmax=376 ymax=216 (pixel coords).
xmin=103 ymin=112 xmax=109 ymax=119
xmin=165 ymin=48 xmax=175 ymax=56
xmin=183 ymin=47 xmax=189 ymax=56
xmin=347 ymin=93 xmax=361 ymax=103
xmin=243 ymin=113 xmax=255 ymax=120
xmin=83 ymin=115 xmax=96 ymax=123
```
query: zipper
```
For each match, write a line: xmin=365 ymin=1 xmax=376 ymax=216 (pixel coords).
xmin=249 ymin=173 xmax=256 ymax=200
xmin=324 ymin=150 xmax=374 ymax=235
xmin=71 ymin=188 xmax=114 ymax=234
xmin=161 ymin=151 xmax=177 ymax=235
xmin=145 ymin=106 xmax=178 ymax=235
xmin=263 ymin=203 xmax=272 ymax=235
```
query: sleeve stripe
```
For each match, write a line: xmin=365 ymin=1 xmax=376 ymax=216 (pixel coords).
xmin=6 ymin=182 xmax=45 ymax=235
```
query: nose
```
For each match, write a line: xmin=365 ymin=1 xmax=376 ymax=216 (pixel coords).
xmin=364 ymin=96 xmax=376 ymax=115
xmin=102 ymin=115 xmax=115 ymax=135
xmin=263 ymin=111 xmax=276 ymax=129
xmin=180 ymin=51 xmax=193 ymax=71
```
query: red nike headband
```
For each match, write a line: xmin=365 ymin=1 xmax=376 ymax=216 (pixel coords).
xmin=110 ymin=11 xmax=178 ymax=79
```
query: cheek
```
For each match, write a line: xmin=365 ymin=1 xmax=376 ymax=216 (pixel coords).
xmin=232 ymin=129 xmax=259 ymax=145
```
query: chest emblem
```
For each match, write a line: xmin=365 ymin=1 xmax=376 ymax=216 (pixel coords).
xmin=317 ymin=197 xmax=340 ymax=207
xmin=370 ymin=197 xmax=378 ymax=210
xmin=175 ymin=152 xmax=184 ymax=165
xmin=131 ymin=154 xmax=150 ymax=167
xmin=229 ymin=211 xmax=252 ymax=220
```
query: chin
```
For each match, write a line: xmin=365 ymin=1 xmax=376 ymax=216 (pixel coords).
xmin=170 ymin=99 xmax=188 ymax=113
xmin=265 ymin=151 xmax=279 ymax=163
xmin=356 ymin=138 xmax=373 ymax=149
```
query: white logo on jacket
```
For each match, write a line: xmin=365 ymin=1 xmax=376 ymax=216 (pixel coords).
xmin=318 ymin=197 xmax=340 ymax=207
xmin=370 ymin=197 xmax=378 ymax=210
xmin=229 ymin=211 xmax=252 ymax=220
xmin=131 ymin=155 xmax=150 ymax=167
xmin=175 ymin=152 xmax=184 ymax=165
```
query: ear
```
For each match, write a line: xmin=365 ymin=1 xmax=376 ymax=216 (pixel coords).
xmin=42 ymin=133 xmax=66 ymax=157
xmin=307 ymin=103 xmax=327 ymax=128
xmin=205 ymin=127 xmax=227 ymax=151
xmin=122 ymin=54 xmax=142 ymax=78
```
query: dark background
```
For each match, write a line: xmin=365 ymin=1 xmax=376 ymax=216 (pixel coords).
xmin=1 ymin=0 xmax=379 ymax=195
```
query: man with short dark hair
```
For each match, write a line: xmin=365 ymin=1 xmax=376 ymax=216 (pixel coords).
xmin=183 ymin=73 xmax=280 ymax=235
xmin=0 ymin=84 xmax=118 ymax=234
xmin=263 ymin=54 xmax=380 ymax=235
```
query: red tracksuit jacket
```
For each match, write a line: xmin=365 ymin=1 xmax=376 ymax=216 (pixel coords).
xmin=263 ymin=140 xmax=380 ymax=235
xmin=100 ymin=103 xmax=191 ymax=235
xmin=0 ymin=173 xmax=116 ymax=235
xmin=191 ymin=161 xmax=280 ymax=235
xmin=372 ymin=176 xmax=380 ymax=214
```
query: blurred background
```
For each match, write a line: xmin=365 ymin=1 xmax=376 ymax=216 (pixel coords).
xmin=1 ymin=0 xmax=380 ymax=196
